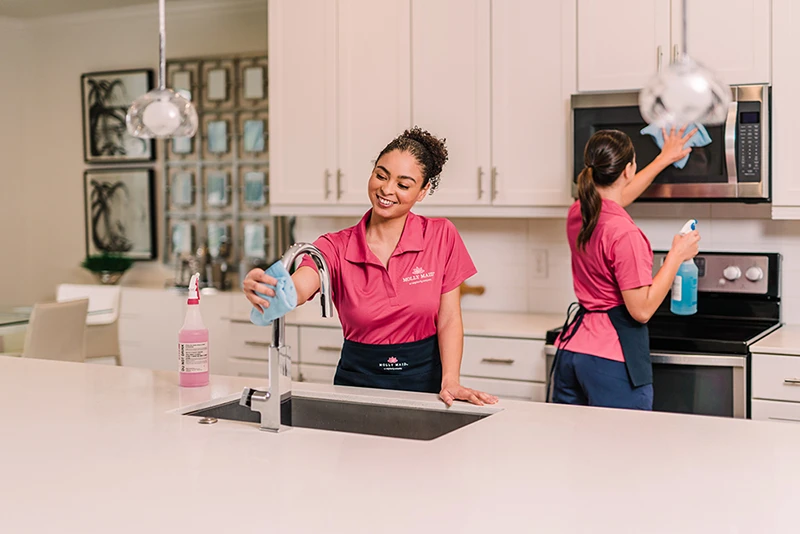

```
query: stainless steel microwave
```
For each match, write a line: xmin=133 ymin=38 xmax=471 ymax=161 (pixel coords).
xmin=571 ymin=84 xmax=770 ymax=202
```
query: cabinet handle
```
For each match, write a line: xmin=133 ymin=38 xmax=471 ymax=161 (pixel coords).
xmin=230 ymin=318 xmax=252 ymax=324
xmin=656 ymin=45 xmax=663 ymax=72
xmin=672 ymin=44 xmax=680 ymax=63
xmin=245 ymin=340 xmax=272 ymax=347
xmin=481 ymin=357 xmax=514 ymax=365
xmin=317 ymin=345 xmax=342 ymax=352
xmin=477 ymin=167 xmax=484 ymax=199
xmin=336 ymin=169 xmax=343 ymax=200
xmin=324 ymin=169 xmax=332 ymax=199
xmin=490 ymin=167 xmax=498 ymax=201
xmin=784 ymin=378 xmax=800 ymax=386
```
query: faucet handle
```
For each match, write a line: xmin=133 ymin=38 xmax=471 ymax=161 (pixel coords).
xmin=240 ymin=387 xmax=270 ymax=408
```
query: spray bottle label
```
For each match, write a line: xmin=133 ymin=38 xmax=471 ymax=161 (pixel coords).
xmin=179 ymin=342 xmax=209 ymax=373
xmin=672 ymin=276 xmax=682 ymax=301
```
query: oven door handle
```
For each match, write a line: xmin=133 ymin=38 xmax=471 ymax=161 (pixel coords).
xmin=650 ymin=352 xmax=746 ymax=367
xmin=724 ymin=97 xmax=739 ymax=189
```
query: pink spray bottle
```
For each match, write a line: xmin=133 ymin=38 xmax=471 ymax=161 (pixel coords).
xmin=178 ymin=273 xmax=209 ymax=387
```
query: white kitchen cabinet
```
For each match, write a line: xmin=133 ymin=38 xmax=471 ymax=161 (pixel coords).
xmin=410 ymin=0 xmax=491 ymax=206
xmin=118 ymin=288 xmax=230 ymax=375
xmin=460 ymin=376 xmax=546 ymax=402
xmin=337 ymin=0 xmax=411 ymax=204
xmin=751 ymin=399 xmax=800 ymax=424
xmin=491 ymin=0 xmax=574 ymax=207
xmin=770 ymin=0 xmax=800 ymax=217
xmin=269 ymin=0 xmax=410 ymax=208
xmin=226 ymin=324 xmax=300 ymax=381
xmin=268 ymin=0 xmax=335 ymax=206
xmin=577 ymin=0 xmax=670 ymax=92
xmin=577 ymin=0 xmax=770 ymax=92
xmin=674 ymin=0 xmax=770 ymax=87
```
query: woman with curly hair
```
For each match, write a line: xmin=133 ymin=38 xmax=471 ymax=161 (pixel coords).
xmin=243 ymin=127 xmax=497 ymax=406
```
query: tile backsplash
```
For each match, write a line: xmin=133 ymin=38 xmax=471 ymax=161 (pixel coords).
xmin=294 ymin=203 xmax=800 ymax=324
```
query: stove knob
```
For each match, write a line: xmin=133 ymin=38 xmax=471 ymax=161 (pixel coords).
xmin=746 ymin=266 xmax=764 ymax=282
xmin=723 ymin=266 xmax=742 ymax=281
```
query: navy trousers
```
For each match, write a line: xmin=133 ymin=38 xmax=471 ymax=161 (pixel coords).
xmin=552 ymin=349 xmax=653 ymax=410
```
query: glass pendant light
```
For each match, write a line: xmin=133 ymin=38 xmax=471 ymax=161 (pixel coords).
xmin=639 ymin=0 xmax=731 ymax=126
xmin=126 ymin=0 xmax=198 ymax=138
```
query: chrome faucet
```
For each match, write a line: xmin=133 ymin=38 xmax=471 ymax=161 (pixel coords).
xmin=240 ymin=243 xmax=333 ymax=432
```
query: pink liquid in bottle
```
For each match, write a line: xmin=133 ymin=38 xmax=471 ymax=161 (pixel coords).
xmin=179 ymin=328 xmax=209 ymax=387
xmin=178 ymin=274 xmax=210 ymax=387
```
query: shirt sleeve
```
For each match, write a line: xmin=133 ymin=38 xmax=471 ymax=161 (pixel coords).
xmin=441 ymin=220 xmax=478 ymax=294
xmin=610 ymin=230 xmax=654 ymax=291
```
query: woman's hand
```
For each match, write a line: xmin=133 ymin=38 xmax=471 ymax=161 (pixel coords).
xmin=439 ymin=379 xmax=499 ymax=407
xmin=669 ymin=230 xmax=701 ymax=263
xmin=242 ymin=268 xmax=278 ymax=313
xmin=656 ymin=125 xmax=699 ymax=166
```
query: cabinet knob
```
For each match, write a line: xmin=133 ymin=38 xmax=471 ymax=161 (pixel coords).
xmin=723 ymin=266 xmax=741 ymax=281
xmin=745 ymin=266 xmax=764 ymax=282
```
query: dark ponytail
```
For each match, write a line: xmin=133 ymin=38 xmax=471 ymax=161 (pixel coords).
xmin=576 ymin=166 xmax=602 ymax=251
xmin=575 ymin=130 xmax=635 ymax=251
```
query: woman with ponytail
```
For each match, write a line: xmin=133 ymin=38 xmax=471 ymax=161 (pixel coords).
xmin=552 ymin=127 xmax=701 ymax=410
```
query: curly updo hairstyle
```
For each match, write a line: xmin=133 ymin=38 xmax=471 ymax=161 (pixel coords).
xmin=375 ymin=126 xmax=448 ymax=194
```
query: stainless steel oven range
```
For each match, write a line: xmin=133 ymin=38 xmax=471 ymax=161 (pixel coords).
xmin=545 ymin=252 xmax=781 ymax=418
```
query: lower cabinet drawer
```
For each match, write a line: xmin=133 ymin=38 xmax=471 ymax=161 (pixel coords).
xmin=752 ymin=353 xmax=800 ymax=403
xmin=227 ymin=356 xmax=300 ymax=381
xmin=298 ymin=326 xmax=344 ymax=365
xmin=751 ymin=399 xmax=800 ymax=424
xmin=461 ymin=336 xmax=545 ymax=382
xmin=297 ymin=363 xmax=337 ymax=384
xmin=228 ymin=324 xmax=299 ymax=362
xmin=460 ymin=376 xmax=544 ymax=402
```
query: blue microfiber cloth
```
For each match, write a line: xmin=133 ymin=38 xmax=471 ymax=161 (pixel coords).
xmin=249 ymin=260 xmax=297 ymax=326
xmin=640 ymin=123 xmax=712 ymax=169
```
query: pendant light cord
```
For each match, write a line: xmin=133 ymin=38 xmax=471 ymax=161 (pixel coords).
xmin=682 ymin=0 xmax=688 ymax=56
xmin=158 ymin=0 xmax=166 ymax=90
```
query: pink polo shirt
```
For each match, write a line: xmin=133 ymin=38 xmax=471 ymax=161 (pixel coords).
xmin=561 ymin=199 xmax=654 ymax=361
xmin=298 ymin=210 xmax=477 ymax=345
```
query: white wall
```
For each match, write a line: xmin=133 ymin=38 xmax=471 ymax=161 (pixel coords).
xmin=294 ymin=202 xmax=800 ymax=325
xmin=0 ymin=0 xmax=267 ymax=307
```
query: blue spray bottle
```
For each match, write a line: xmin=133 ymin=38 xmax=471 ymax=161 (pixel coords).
xmin=671 ymin=219 xmax=698 ymax=315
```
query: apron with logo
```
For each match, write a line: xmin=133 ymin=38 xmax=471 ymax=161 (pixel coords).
xmin=334 ymin=334 xmax=442 ymax=394
xmin=547 ymin=302 xmax=651 ymax=401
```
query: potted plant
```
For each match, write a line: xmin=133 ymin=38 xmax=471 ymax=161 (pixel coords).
xmin=81 ymin=252 xmax=134 ymax=285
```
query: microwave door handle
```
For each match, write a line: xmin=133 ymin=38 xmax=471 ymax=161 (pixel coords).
xmin=724 ymin=101 xmax=738 ymax=190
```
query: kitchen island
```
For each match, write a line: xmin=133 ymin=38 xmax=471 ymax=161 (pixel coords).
xmin=1 ymin=355 xmax=798 ymax=533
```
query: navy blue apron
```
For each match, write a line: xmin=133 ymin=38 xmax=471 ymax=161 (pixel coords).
xmin=547 ymin=302 xmax=651 ymax=402
xmin=334 ymin=335 xmax=442 ymax=394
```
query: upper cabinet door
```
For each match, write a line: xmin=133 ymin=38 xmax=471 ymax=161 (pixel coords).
xmin=410 ymin=0 xmax=491 ymax=206
xmin=674 ymin=0 xmax=771 ymax=86
xmin=268 ymin=0 xmax=336 ymax=206
xmin=491 ymin=0 xmax=574 ymax=206
xmin=577 ymin=0 xmax=671 ymax=92
xmin=336 ymin=0 xmax=411 ymax=206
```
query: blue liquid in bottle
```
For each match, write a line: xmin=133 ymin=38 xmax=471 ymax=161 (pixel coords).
xmin=671 ymin=259 xmax=698 ymax=315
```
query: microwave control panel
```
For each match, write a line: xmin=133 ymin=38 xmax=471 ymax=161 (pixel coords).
xmin=738 ymin=100 xmax=762 ymax=181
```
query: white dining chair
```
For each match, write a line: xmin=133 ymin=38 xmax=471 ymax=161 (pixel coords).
xmin=56 ymin=284 xmax=123 ymax=365
xmin=0 ymin=299 xmax=90 ymax=362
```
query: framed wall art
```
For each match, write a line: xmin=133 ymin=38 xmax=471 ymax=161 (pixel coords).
xmin=84 ymin=168 xmax=156 ymax=259
xmin=81 ymin=69 xmax=155 ymax=163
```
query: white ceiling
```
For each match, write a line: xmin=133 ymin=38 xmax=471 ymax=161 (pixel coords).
xmin=0 ymin=0 xmax=156 ymax=19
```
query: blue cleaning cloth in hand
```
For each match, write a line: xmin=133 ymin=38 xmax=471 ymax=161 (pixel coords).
xmin=640 ymin=123 xmax=712 ymax=169
xmin=249 ymin=261 xmax=298 ymax=326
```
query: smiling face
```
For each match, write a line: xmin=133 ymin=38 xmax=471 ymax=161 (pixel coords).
xmin=368 ymin=149 xmax=429 ymax=218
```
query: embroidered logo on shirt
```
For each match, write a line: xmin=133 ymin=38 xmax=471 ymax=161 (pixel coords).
xmin=402 ymin=266 xmax=435 ymax=286
xmin=379 ymin=355 xmax=408 ymax=371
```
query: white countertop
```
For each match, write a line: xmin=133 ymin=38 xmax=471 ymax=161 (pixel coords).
xmin=752 ymin=324 xmax=800 ymax=355
xmin=277 ymin=304 xmax=563 ymax=340
xmin=2 ymin=356 xmax=799 ymax=533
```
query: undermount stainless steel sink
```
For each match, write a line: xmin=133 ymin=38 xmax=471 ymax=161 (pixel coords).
xmin=184 ymin=396 xmax=490 ymax=441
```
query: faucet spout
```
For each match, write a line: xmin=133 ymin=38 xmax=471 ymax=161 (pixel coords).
xmin=241 ymin=243 xmax=333 ymax=432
